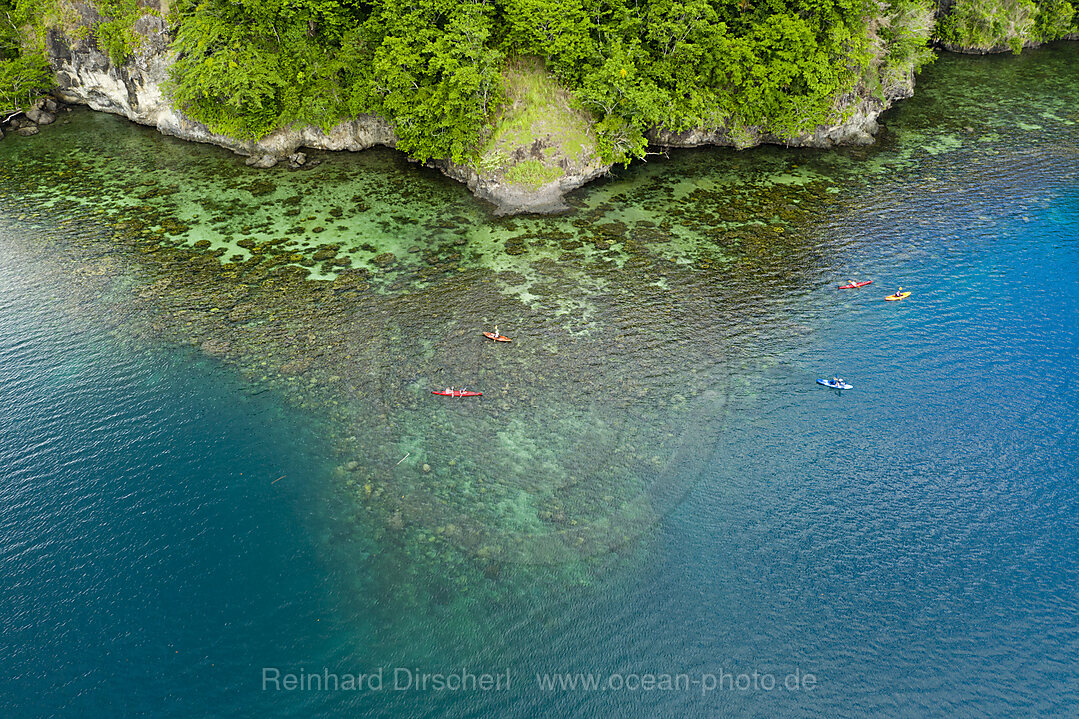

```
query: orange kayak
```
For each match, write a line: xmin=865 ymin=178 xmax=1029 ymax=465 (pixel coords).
xmin=483 ymin=332 xmax=512 ymax=342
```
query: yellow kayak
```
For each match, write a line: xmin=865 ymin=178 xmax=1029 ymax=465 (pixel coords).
xmin=885 ymin=291 xmax=911 ymax=301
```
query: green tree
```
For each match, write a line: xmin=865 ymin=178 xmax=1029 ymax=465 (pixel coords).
xmin=349 ymin=0 xmax=503 ymax=162
xmin=1034 ymin=0 xmax=1075 ymax=39
xmin=0 ymin=0 xmax=53 ymax=114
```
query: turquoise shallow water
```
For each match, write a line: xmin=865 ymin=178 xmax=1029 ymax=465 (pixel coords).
xmin=1 ymin=44 xmax=1078 ymax=717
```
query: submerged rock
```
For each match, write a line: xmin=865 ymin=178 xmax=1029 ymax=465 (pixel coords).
xmin=287 ymin=151 xmax=318 ymax=169
xmin=245 ymin=154 xmax=278 ymax=169
xmin=15 ymin=126 xmax=40 ymax=137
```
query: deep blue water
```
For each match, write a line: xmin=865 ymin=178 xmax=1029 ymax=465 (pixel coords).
xmin=0 ymin=243 xmax=357 ymax=717
xmin=3 ymin=62 xmax=1079 ymax=719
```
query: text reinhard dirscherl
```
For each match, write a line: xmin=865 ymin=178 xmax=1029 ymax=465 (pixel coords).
xmin=262 ymin=667 xmax=510 ymax=693
xmin=261 ymin=667 xmax=818 ymax=695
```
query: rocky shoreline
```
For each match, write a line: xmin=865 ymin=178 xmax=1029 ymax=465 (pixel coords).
xmin=2 ymin=8 xmax=1070 ymax=214
xmin=3 ymin=7 xmax=909 ymax=216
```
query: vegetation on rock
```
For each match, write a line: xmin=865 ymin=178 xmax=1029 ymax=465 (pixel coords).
xmin=160 ymin=0 xmax=937 ymax=164
xmin=936 ymin=0 xmax=1077 ymax=52
xmin=2 ymin=0 xmax=1076 ymax=166
xmin=0 ymin=0 xmax=945 ymax=159
xmin=0 ymin=0 xmax=52 ymax=113
xmin=93 ymin=0 xmax=156 ymax=65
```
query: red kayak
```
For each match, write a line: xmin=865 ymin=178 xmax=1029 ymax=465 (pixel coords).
xmin=483 ymin=331 xmax=512 ymax=342
xmin=432 ymin=389 xmax=482 ymax=397
xmin=838 ymin=280 xmax=873 ymax=289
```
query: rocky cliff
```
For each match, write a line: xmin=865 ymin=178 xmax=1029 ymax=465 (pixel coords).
xmin=44 ymin=11 xmax=397 ymax=166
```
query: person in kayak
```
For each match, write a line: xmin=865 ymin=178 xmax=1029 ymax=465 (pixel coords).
xmin=895 ymin=287 xmax=904 ymax=296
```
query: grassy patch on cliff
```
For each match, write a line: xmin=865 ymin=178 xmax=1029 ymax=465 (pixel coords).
xmin=486 ymin=57 xmax=593 ymax=163
xmin=473 ymin=57 xmax=598 ymax=189
xmin=502 ymin=159 xmax=563 ymax=189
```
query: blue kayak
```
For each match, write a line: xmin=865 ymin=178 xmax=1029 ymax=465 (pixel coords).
xmin=817 ymin=378 xmax=853 ymax=390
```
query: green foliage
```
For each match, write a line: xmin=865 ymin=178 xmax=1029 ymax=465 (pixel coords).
xmin=0 ymin=0 xmax=54 ymax=112
xmin=2 ymin=0 xmax=32 ymax=60
xmin=94 ymin=0 xmax=149 ymax=65
xmin=1034 ymin=0 xmax=1075 ymax=39
xmin=166 ymin=0 xmax=363 ymax=139
xmin=502 ymin=0 xmax=882 ymax=163
xmin=349 ymin=0 xmax=504 ymax=162
xmin=160 ymin=0 xmax=934 ymax=164
xmin=876 ymin=0 xmax=936 ymax=96
xmin=167 ymin=0 xmax=502 ymax=160
xmin=0 ymin=51 xmax=52 ymax=113
xmin=936 ymin=0 xmax=1075 ymax=48
xmin=6 ymin=0 xmax=79 ymax=52
xmin=936 ymin=0 xmax=1038 ymax=52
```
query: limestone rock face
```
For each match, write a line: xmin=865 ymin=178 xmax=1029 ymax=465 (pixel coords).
xmin=45 ymin=13 xmax=397 ymax=161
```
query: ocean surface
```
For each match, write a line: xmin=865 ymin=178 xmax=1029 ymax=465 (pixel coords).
xmin=1 ymin=44 xmax=1077 ymax=717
